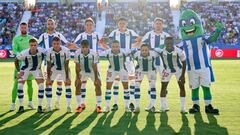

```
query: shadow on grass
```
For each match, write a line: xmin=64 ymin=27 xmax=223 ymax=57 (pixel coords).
xmin=194 ymin=113 xmax=228 ymax=135
xmin=0 ymin=110 xmax=56 ymax=134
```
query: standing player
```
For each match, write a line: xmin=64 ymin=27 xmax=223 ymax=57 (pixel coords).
xmin=74 ymin=40 xmax=103 ymax=113
xmin=159 ymin=37 xmax=186 ymax=113
xmin=74 ymin=18 xmax=101 ymax=109
xmin=142 ymin=18 xmax=170 ymax=110
xmin=38 ymin=18 xmax=73 ymax=109
xmin=15 ymin=38 xmax=45 ymax=113
xmin=101 ymin=40 xmax=130 ymax=112
xmin=45 ymin=37 xmax=72 ymax=112
xmin=10 ymin=22 xmax=35 ymax=111
xmin=132 ymin=44 xmax=159 ymax=113
xmin=103 ymin=17 xmax=141 ymax=111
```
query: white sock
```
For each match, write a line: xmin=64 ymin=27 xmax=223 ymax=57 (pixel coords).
xmin=18 ymin=83 xmax=24 ymax=106
xmin=205 ymin=100 xmax=211 ymax=106
xmin=160 ymin=97 xmax=166 ymax=109
xmin=193 ymin=100 xmax=200 ymax=105
xmin=76 ymin=95 xmax=81 ymax=107
xmin=180 ymin=97 xmax=185 ymax=111
xmin=96 ymin=96 xmax=102 ymax=107
xmin=38 ymin=83 xmax=44 ymax=106
xmin=113 ymin=81 xmax=120 ymax=105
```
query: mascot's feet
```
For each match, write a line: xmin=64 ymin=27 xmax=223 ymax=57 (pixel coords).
xmin=205 ymin=104 xmax=219 ymax=114
xmin=189 ymin=104 xmax=200 ymax=114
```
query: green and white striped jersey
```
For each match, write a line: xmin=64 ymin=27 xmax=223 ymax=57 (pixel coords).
xmin=74 ymin=50 xmax=99 ymax=73
xmin=46 ymin=46 xmax=70 ymax=71
xmin=101 ymin=49 xmax=130 ymax=71
xmin=16 ymin=47 xmax=45 ymax=71
xmin=132 ymin=50 xmax=160 ymax=72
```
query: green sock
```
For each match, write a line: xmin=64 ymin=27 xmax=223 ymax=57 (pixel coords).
xmin=12 ymin=78 xmax=18 ymax=103
xmin=202 ymin=86 xmax=212 ymax=105
xmin=192 ymin=87 xmax=199 ymax=105
xmin=27 ymin=80 xmax=33 ymax=101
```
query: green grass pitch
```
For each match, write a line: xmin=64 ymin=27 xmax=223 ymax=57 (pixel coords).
xmin=0 ymin=60 xmax=239 ymax=135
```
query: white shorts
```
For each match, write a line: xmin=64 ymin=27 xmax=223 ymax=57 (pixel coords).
xmin=81 ymin=71 xmax=100 ymax=82
xmin=106 ymin=69 xmax=128 ymax=83
xmin=188 ymin=67 xmax=211 ymax=89
xmin=161 ymin=69 xmax=182 ymax=82
xmin=19 ymin=69 xmax=43 ymax=81
xmin=135 ymin=69 xmax=156 ymax=82
xmin=125 ymin=57 xmax=135 ymax=76
xmin=44 ymin=66 xmax=63 ymax=82
xmin=51 ymin=69 xmax=71 ymax=82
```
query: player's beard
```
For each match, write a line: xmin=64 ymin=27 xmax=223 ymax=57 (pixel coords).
xmin=21 ymin=31 xmax=27 ymax=35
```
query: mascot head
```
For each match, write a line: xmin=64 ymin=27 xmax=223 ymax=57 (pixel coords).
xmin=179 ymin=9 xmax=204 ymax=40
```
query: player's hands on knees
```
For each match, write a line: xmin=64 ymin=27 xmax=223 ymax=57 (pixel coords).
xmin=94 ymin=78 xmax=101 ymax=86
xmin=179 ymin=75 xmax=185 ymax=84
xmin=75 ymin=79 xmax=81 ymax=87
xmin=17 ymin=71 xmax=24 ymax=79
xmin=65 ymin=78 xmax=71 ymax=85
xmin=46 ymin=78 xmax=52 ymax=86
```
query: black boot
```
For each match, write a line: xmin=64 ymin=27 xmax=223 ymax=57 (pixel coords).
xmin=111 ymin=104 xmax=118 ymax=111
xmin=37 ymin=106 xmax=43 ymax=113
xmin=129 ymin=103 xmax=135 ymax=112
xmin=205 ymin=104 xmax=219 ymax=114
xmin=17 ymin=106 xmax=24 ymax=113
xmin=189 ymin=104 xmax=200 ymax=114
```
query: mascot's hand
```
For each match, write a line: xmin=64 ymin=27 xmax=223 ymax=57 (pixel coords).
xmin=215 ymin=22 xmax=223 ymax=32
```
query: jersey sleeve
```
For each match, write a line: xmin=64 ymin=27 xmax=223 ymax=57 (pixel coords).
xmin=142 ymin=32 xmax=150 ymax=44
xmin=74 ymin=34 xmax=82 ymax=46
xmin=59 ymin=33 xmax=69 ymax=45
xmin=177 ymin=48 xmax=186 ymax=62
xmin=16 ymin=51 xmax=26 ymax=61
xmin=12 ymin=37 xmax=19 ymax=55
xmin=38 ymin=34 xmax=45 ymax=48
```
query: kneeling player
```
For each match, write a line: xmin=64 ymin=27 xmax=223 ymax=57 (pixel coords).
xmin=75 ymin=40 xmax=103 ymax=113
xmin=101 ymin=40 xmax=130 ymax=112
xmin=15 ymin=38 xmax=45 ymax=113
xmin=159 ymin=37 xmax=186 ymax=113
xmin=45 ymin=37 xmax=72 ymax=113
xmin=132 ymin=44 xmax=158 ymax=113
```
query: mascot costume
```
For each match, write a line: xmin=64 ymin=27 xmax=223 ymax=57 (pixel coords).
xmin=178 ymin=9 xmax=223 ymax=114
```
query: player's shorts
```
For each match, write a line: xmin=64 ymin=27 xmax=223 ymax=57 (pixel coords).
xmin=80 ymin=71 xmax=101 ymax=82
xmin=18 ymin=69 xmax=43 ymax=81
xmin=106 ymin=69 xmax=128 ymax=83
xmin=51 ymin=69 xmax=71 ymax=82
xmin=125 ymin=57 xmax=135 ymax=76
xmin=135 ymin=69 xmax=156 ymax=82
xmin=161 ymin=69 xmax=182 ymax=82
xmin=14 ymin=68 xmax=34 ymax=81
xmin=44 ymin=66 xmax=63 ymax=82
xmin=188 ymin=67 xmax=211 ymax=89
